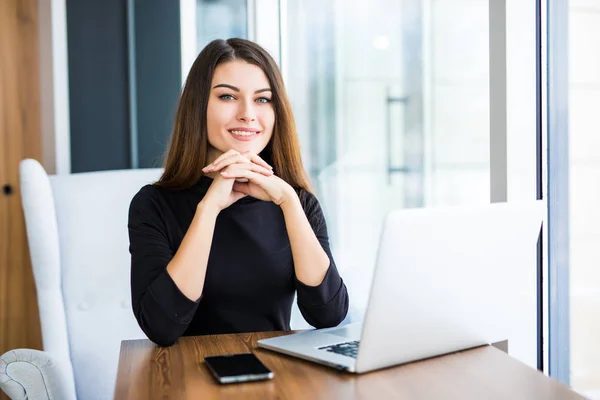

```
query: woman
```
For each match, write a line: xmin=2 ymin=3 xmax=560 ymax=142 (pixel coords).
xmin=128 ymin=38 xmax=349 ymax=347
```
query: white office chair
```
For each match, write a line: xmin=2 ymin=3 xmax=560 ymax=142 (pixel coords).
xmin=0 ymin=159 xmax=162 ymax=400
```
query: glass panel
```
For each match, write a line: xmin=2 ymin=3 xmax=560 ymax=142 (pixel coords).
xmin=568 ymin=0 xmax=600 ymax=396
xmin=196 ymin=0 xmax=248 ymax=52
xmin=286 ymin=0 xmax=490 ymax=319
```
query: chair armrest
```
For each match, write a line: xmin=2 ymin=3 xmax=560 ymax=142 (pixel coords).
xmin=0 ymin=349 xmax=75 ymax=400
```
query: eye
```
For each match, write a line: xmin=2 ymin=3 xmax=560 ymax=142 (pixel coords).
xmin=219 ymin=94 xmax=235 ymax=101
xmin=256 ymin=97 xmax=271 ymax=104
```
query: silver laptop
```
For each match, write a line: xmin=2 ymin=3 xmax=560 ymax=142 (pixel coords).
xmin=258 ymin=201 xmax=544 ymax=373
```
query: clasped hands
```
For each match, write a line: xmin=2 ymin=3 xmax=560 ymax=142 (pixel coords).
xmin=202 ymin=149 xmax=295 ymax=206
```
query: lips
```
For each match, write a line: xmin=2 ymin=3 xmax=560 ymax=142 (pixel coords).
xmin=228 ymin=129 xmax=261 ymax=141
xmin=229 ymin=129 xmax=259 ymax=136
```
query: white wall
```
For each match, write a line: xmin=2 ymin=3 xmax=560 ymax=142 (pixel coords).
xmin=505 ymin=0 xmax=540 ymax=369
xmin=568 ymin=0 xmax=600 ymax=395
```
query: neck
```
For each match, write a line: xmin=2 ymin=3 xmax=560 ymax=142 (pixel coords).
xmin=205 ymin=146 xmax=223 ymax=179
xmin=207 ymin=146 xmax=222 ymax=165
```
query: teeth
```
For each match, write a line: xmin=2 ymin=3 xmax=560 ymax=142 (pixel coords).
xmin=230 ymin=130 xmax=258 ymax=136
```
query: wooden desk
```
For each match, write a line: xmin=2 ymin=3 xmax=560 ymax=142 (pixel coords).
xmin=114 ymin=331 xmax=582 ymax=399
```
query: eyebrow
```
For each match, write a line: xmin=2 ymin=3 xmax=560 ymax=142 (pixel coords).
xmin=212 ymin=84 xmax=272 ymax=94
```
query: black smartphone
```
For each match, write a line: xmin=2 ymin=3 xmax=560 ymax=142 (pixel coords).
xmin=204 ymin=353 xmax=274 ymax=384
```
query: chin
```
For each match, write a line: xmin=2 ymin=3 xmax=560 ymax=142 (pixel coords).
xmin=226 ymin=140 xmax=269 ymax=155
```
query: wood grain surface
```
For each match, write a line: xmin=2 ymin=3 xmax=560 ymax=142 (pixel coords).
xmin=0 ymin=2 xmax=43 ymax=399
xmin=0 ymin=0 xmax=43 ymax=363
xmin=114 ymin=331 xmax=583 ymax=400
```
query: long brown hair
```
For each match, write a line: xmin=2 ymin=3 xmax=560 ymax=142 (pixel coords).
xmin=157 ymin=38 xmax=312 ymax=193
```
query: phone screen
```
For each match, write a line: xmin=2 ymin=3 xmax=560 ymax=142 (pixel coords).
xmin=204 ymin=353 xmax=274 ymax=384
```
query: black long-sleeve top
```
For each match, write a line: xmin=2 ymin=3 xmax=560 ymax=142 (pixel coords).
xmin=128 ymin=175 xmax=349 ymax=346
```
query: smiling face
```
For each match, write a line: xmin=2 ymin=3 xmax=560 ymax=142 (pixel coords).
xmin=206 ymin=60 xmax=275 ymax=162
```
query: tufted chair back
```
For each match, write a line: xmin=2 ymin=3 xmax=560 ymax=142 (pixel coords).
xmin=19 ymin=159 xmax=163 ymax=400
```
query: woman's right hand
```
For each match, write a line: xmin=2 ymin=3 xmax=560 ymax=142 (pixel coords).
xmin=199 ymin=173 xmax=246 ymax=212
xmin=199 ymin=150 xmax=273 ymax=212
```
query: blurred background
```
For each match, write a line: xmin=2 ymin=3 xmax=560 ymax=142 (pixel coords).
xmin=1 ymin=0 xmax=598 ymax=397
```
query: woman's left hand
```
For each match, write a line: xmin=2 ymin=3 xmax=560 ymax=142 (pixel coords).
xmin=220 ymin=166 xmax=296 ymax=206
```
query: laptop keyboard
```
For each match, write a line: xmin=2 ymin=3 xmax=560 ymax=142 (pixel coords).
xmin=318 ymin=340 xmax=360 ymax=359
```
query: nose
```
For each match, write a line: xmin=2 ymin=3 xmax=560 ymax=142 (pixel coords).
xmin=237 ymin=99 xmax=257 ymax=123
